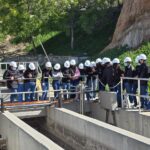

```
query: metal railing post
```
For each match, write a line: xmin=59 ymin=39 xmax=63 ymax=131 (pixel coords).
xmin=121 ymin=77 xmax=123 ymax=108
xmin=1 ymin=98 xmax=4 ymax=113
xmin=80 ymin=82 xmax=84 ymax=115
xmin=58 ymin=91 xmax=62 ymax=108
xmin=48 ymin=78 xmax=51 ymax=102
xmin=138 ymin=78 xmax=141 ymax=112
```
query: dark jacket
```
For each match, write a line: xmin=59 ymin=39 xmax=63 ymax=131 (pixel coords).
xmin=102 ymin=65 xmax=114 ymax=87
xmin=133 ymin=65 xmax=140 ymax=85
xmin=85 ymin=67 xmax=94 ymax=81
xmin=62 ymin=67 xmax=71 ymax=83
xmin=113 ymin=65 xmax=124 ymax=85
xmin=124 ymin=65 xmax=134 ymax=83
xmin=3 ymin=69 xmax=19 ymax=89
xmin=96 ymin=65 xmax=104 ymax=79
xmin=79 ymin=69 xmax=86 ymax=81
xmin=138 ymin=63 xmax=148 ymax=86
xmin=41 ymin=68 xmax=52 ymax=82
xmin=24 ymin=69 xmax=38 ymax=83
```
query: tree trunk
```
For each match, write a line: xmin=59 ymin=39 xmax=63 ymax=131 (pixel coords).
xmin=31 ymin=36 xmax=37 ymax=55
xmin=71 ymin=23 xmax=74 ymax=50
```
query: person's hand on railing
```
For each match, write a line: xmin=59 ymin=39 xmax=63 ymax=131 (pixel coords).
xmin=10 ymin=76 xmax=14 ymax=80
xmin=28 ymin=73 xmax=32 ymax=78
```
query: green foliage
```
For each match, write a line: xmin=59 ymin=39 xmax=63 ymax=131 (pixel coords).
xmin=0 ymin=0 xmax=53 ymax=40
xmin=100 ymin=42 xmax=150 ymax=67
xmin=0 ymin=34 xmax=5 ymax=42
xmin=27 ymin=20 xmax=116 ymax=56
xmin=0 ymin=0 xmax=122 ymax=39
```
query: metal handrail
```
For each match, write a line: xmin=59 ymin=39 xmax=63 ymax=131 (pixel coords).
xmin=121 ymin=77 xmax=150 ymax=112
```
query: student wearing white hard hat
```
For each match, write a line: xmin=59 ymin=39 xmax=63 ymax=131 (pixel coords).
xmin=52 ymin=63 xmax=63 ymax=99
xmin=78 ymin=63 xmax=85 ymax=82
xmin=90 ymin=61 xmax=97 ymax=100
xmin=17 ymin=64 xmax=26 ymax=102
xmin=112 ymin=58 xmax=124 ymax=107
xmin=138 ymin=54 xmax=149 ymax=109
xmin=62 ymin=61 xmax=71 ymax=100
xmin=124 ymin=57 xmax=134 ymax=106
xmin=84 ymin=60 xmax=93 ymax=101
xmin=24 ymin=63 xmax=38 ymax=101
xmin=132 ymin=56 xmax=140 ymax=107
xmin=41 ymin=62 xmax=52 ymax=100
xmin=95 ymin=58 xmax=104 ymax=91
xmin=101 ymin=57 xmax=114 ymax=91
xmin=3 ymin=61 xmax=19 ymax=102
xmin=70 ymin=59 xmax=80 ymax=99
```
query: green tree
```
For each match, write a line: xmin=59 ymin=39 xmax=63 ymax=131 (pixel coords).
xmin=0 ymin=0 xmax=53 ymax=53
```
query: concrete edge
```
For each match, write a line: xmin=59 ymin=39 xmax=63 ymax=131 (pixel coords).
xmin=2 ymin=111 xmax=64 ymax=150
xmin=57 ymin=108 xmax=150 ymax=145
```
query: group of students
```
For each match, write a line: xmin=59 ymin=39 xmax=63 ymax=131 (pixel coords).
xmin=2 ymin=53 xmax=149 ymax=109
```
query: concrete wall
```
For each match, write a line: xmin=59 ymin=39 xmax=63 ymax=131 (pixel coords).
xmin=62 ymin=101 xmax=150 ymax=139
xmin=0 ymin=111 xmax=63 ymax=150
xmin=90 ymin=103 xmax=150 ymax=139
xmin=46 ymin=107 xmax=150 ymax=150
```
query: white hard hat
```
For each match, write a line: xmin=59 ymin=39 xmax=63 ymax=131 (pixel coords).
xmin=64 ymin=61 xmax=70 ymax=68
xmin=79 ymin=63 xmax=84 ymax=69
xmin=96 ymin=58 xmax=102 ymax=64
xmin=139 ymin=54 xmax=147 ymax=60
xmin=84 ymin=60 xmax=91 ymax=67
xmin=124 ymin=57 xmax=132 ymax=63
xmin=29 ymin=63 xmax=36 ymax=70
xmin=90 ymin=61 xmax=96 ymax=67
xmin=112 ymin=58 xmax=120 ymax=64
xmin=18 ymin=65 xmax=25 ymax=71
xmin=135 ymin=55 xmax=140 ymax=63
xmin=102 ymin=57 xmax=111 ymax=64
xmin=54 ymin=63 xmax=61 ymax=70
xmin=45 ymin=62 xmax=52 ymax=68
xmin=70 ymin=59 xmax=76 ymax=66
xmin=10 ymin=61 xmax=17 ymax=68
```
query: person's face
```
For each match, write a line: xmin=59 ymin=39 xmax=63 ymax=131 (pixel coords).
xmin=46 ymin=67 xmax=51 ymax=70
xmin=12 ymin=66 xmax=17 ymax=71
xmin=139 ymin=59 xmax=144 ymax=64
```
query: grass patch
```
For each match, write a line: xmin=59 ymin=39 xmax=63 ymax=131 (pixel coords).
xmin=0 ymin=33 xmax=5 ymax=42
xmin=27 ymin=22 xmax=115 ymax=56
xmin=99 ymin=42 xmax=150 ymax=67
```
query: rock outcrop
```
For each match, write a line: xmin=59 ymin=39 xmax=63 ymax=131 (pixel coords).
xmin=104 ymin=0 xmax=150 ymax=51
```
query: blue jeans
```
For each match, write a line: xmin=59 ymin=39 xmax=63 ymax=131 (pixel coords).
xmin=113 ymin=84 xmax=121 ymax=107
xmin=70 ymin=79 xmax=79 ymax=99
xmin=52 ymin=80 xmax=61 ymax=99
xmin=41 ymin=81 xmax=49 ymax=100
xmin=18 ymin=83 xmax=24 ymax=102
xmin=10 ymin=88 xmax=17 ymax=102
xmin=62 ymin=82 xmax=70 ymax=99
xmin=99 ymin=81 xmax=105 ymax=91
xmin=86 ymin=79 xmax=92 ymax=101
xmin=124 ymin=82 xmax=133 ymax=103
xmin=25 ymin=82 xmax=36 ymax=101
xmin=140 ymin=85 xmax=148 ymax=108
xmin=92 ymin=79 xmax=97 ymax=98
xmin=132 ymin=83 xmax=138 ymax=106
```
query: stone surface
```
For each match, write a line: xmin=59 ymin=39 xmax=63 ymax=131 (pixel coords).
xmin=0 ymin=111 xmax=63 ymax=150
xmin=46 ymin=107 xmax=150 ymax=150
xmin=104 ymin=0 xmax=150 ymax=50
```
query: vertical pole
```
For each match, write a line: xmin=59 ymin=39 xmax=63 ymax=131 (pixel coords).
xmin=48 ymin=77 xmax=51 ymax=102
xmin=121 ymin=77 xmax=123 ymax=108
xmin=80 ymin=83 xmax=84 ymax=115
xmin=58 ymin=91 xmax=62 ymax=108
xmin=1 ymin=98 xmax=4 ymax=113
xmin=138 ymin=78 xmax=141 ymax=113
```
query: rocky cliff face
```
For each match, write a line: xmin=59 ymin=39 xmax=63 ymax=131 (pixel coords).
xmin=104 ymin=0 xmax=150 ymax=50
